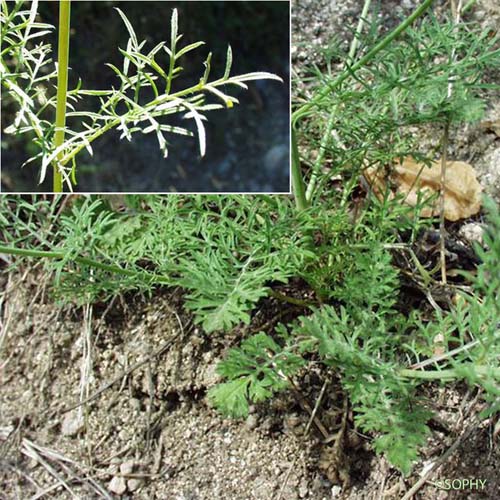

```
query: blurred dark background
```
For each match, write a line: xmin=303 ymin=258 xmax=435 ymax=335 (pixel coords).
xmin=1 ymin=1 xmax=290 ymax=193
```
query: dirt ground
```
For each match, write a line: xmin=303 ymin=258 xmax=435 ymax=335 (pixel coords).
xmin=0 ymin=261 xmax=499 ymax=499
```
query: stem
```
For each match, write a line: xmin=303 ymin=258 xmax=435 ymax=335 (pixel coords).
xmin=462 ymin=0 xmax=477 ymax=12
xmin=304 ymin=0 xmax=373 ymax=203
xmin=268 ymin=289 xmax=317 ymax=307
xmin=165 ymin=9 xmax=177 ymax=94
xmin=400 ymin=365 xmax=500 ymax=381
xmin=0 ymin=244 xmax=171 ymax=286
xmin=291 ymin=128 xmax=307 ymax=210
xmin=439 ymin=119 xmax=450 ymax=284
xmin=439 ymin=2 xmax=462 ymax=284
xmin=53 ymin=0 xmax=71 ymax=192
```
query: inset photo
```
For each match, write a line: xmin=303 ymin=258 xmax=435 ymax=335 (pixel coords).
xmin=1 ymin=1 xmax=290 ymax=193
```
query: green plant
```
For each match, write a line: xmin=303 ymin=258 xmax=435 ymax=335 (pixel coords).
xmin=1 ymin=1 xmax=499 ymax=479
xmin=1 ymin=0 xmax=283 ymax=191
xmin=1 ymin=191 xmax=498 ymax=475
xmin=291 ymin=0 xmax=499 ymax=209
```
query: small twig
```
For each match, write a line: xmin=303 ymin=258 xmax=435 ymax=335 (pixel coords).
xmin=60 ymin=332 xmax=180 ymax=415
xmin=268 ymin=289 xmax=317 ymax=308
xmin=289 ymin=378 xmax=331 ymax=440
xmin=439 ymin=120 xmax=450 ymax=285
xmin=276 ymin=379 xmax=330 ymax=500
xmin=409 ymin=338 xmax=480 ymax=369
xmin=21 ymin=440 xmax=76 ymax=499
xmin=439 ymin=0 xmax=463 ymax=285
xmin=401 ymin=413 xmax=482 ymax=500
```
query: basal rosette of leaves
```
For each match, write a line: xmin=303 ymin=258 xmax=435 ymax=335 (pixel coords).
xmin=1 ymin=194 xmax=498 ymax=475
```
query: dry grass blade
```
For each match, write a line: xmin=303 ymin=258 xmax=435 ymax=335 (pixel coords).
xmin=60 ymin=308 xmax=186 ymax=414
xmin=277 ymin=379 xmax=330 ymax=500
xmin=20 ymin=438 xmax=112 ymax=499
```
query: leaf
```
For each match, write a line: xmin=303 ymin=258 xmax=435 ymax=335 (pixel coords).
xmin=181 ymin=102 xmax=207 ymax=157
xmin=223 ymin=45 xmax=232 ymax=80
xmin=126 ymin=50 xmax=168 ymax=80
xmin=178 ymin=251 xmax=287 ymax=333
xmin=175 ymin=41 xmax=205 ymax=59
xmin=364 ymin=157 xmax=482 ymax=221
xmin=170 ymin=8 xmax=178 ymax=52
xmin=114 ymin=8 xmax=138 ymax=48
xmin=106 ymin=63 xmax=133 ymax=87
xmin=226 ymin=71 xmax=284 ymax=83
xmin=208 ymin=379 xmax=250 ymax=418
xmin=203 ymin=85 xmax=239 ymax=108
xmin=123 ymin=38 xmax=133 ymax=76
xmin=202 ymin=52 xmax=212 ymax=85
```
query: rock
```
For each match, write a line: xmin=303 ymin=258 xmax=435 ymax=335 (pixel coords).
xmin=299 ymin=479 xmax=309 ymax=498
xmin=108 ymin=476 xmax=127 ymax=495
xmin=129 ymin=398 xmax=141 ymax=412
xmin=331 ymin=485 xmax=342 ymax=497
xmin=245 ymin=414 xmax=258 ymax=430
xmin=120 ymin=460 xmax=135 ymax=475
xmin=127 ymin=478 xmax=143 ymax=492
xmin=61 ymin=411 xmax=84 ymax=437
xmin=459 ymin=223 xmax=484 ymax=245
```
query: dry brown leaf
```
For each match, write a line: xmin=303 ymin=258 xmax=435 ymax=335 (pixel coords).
xmin=364 ymin=157 xmax=482 ymax=221
xmin=480 ymin=119 xmax=500 ymax=137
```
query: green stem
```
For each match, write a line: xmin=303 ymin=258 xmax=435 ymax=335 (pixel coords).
xmin=291 ymin=128 xmax=307 ymax=210
xmin=59 ymin=81 xmax=216 ymax=168
xmin=53 ymin=0 xmax=71 ymax=192
xmin=462 ymin=0 xmax=477 ymax=13
xmin=0 ymin=244 xmax=171 ymax=286
xmin=400 ymin=365 xmax=500 ymax=381
xmin=305 ymin=0 xmax=372 ymax=203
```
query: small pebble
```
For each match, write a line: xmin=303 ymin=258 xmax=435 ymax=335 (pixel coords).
xmin=61 ymin=411 xmax=84 ymax=437
xmin=127 ymin=478 xmax=143 ymax=492
xmin=120 ymin=460 xmax=134 ymax=475
xmin=129 ymin=398 xmax=141 ymax=412
xmin=245 ymin=414 xmax=258 ymax=430
xmin=331 ymin=485 xmax=342 ymax=498
xmin=299 ymin=479 xmax=309 ymax=498
xmin=459 ymin=223 xmax=484 ymax=245
xmin=108 ymin=476 xmax=127 ymax=495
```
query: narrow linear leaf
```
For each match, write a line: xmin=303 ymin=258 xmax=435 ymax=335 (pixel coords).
xmin=175 ymin=41 xmax=205 ymax=59
xmin=204 ymin=85 xmax=239 ymax=108
xmin=182 ymin=103 xmax=206 ymax=157
xmin=170 ymin=8 xmax=178 ymax=51
xmin=202 ymin=52 xmax=212 ymax=84
xmin=223 ymin=45 xmax=232 ymax=80
xmin=115 ymin=8 xmax=138 ymax=48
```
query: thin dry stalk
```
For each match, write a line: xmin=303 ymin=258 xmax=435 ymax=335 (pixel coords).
xmin=277 ymin=379 xmax=330 ymax=500
xmin=439 ymin=0 xmax=463 ymax=284
xmin=21 ymin=438 xmax=112 ymax=499
xmin=401 ymin=412 xmax=483 ymax=500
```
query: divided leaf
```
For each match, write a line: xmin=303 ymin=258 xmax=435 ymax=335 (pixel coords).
xmin=178 ymin=251 xmax=289 ymax=333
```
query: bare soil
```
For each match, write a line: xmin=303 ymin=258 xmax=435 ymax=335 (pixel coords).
xmin=0 ymin=261 xmax=498 ymax=499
